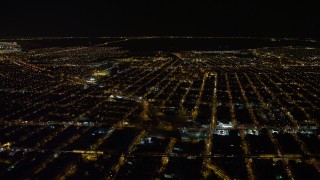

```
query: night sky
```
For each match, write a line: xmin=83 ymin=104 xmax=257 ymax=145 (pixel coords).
xmin=1 ymin=1 xmax=319 ymax=38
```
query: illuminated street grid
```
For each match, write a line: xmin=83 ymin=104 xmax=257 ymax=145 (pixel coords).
xmin=0 ymin=37 xmax=320 ymax=179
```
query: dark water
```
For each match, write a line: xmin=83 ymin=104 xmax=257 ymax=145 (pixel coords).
xmin=6 ymin=37 xmax=319 ymax=51
xmin=13 ymin=38 xmax=121 ymax=50
xmin=108 ymin=37 xmax=320 ymax=51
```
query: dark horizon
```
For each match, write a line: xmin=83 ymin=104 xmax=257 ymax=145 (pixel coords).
xmin=1 ymin=1 xmax=319 ymax=39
